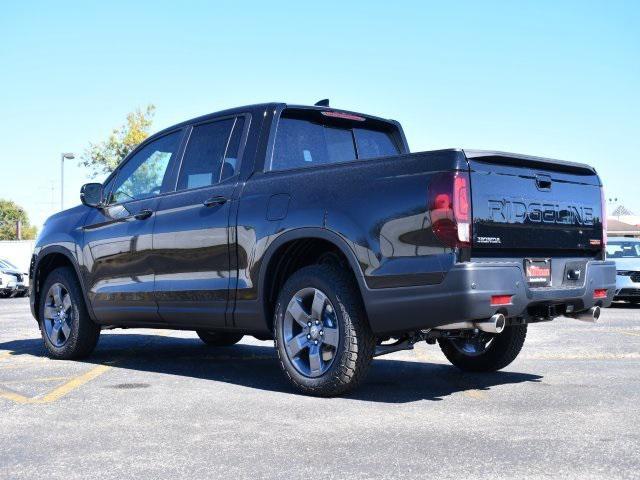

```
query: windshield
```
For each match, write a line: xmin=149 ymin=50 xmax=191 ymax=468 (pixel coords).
xmin=606 ymin=241 xmax=640 ymax=258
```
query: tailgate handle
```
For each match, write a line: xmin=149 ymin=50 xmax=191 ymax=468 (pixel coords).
xmin=535 ymin=174 xmax=552 ymax=190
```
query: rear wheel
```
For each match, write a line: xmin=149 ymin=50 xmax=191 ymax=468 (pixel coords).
xmin=438 ymin=324 xmax=527 ymax=372
xmin=38 ymin=267 xmax=101 ymax=359
xmin=196 ymin=330 xmax=244 ymax=346
xmin=274 ymin=265 xmax=375 ymax=397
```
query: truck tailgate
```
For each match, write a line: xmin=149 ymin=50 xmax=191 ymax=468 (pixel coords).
xmin=465 ymin=150 xmax=604 ymax=255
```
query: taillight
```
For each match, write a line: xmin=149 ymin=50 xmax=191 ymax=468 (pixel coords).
xmin=428 ymin=171 xmax=471 ymax=248
xmin=600 ymin=187 xmax=607 ymax=251
xmin=491 ymin=295 xmax=513 ymax=306
xmin=594 ymin=289 xmax=607 ymax=299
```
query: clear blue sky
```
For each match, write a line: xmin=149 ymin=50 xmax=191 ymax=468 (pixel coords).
xmin=1 ymin=0 xmax=638 ymax=228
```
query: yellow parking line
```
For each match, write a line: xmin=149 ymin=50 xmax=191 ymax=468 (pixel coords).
xmin=0 ymin=365 xmax=111 ymax=404
xmin=0 ymin=331 xmax=178 ymax=405
xmin=1 ymin=376 xmax=69 ymax=385
xmin=619 ymin=331 xmax=640 ymax=338
xmin=463 ymin=389 xmax=487 ymax=400
xmin=528 ymin=352 xmax=640 ymax=360
xmin=0 ymin=390 xmax=30 ymax=404
xmin=35 ymin=365 xmax=111 ymax=403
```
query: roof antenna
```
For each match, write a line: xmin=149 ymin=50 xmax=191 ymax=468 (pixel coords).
xmin=314 ymin=99 xmax=330 ymax=107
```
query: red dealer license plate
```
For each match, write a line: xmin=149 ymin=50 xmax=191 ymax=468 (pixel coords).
xmin=525 ymin=259 xmax=551 ymax=287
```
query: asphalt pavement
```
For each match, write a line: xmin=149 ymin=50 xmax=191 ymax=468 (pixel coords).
xmin=1 ymin=297 xmax=639 ymax=479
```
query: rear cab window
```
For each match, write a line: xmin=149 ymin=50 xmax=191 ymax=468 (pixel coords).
xmin=269 ymin=108 xmax=404 ymax=171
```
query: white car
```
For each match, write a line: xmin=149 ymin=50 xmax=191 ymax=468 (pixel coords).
xmin=0 ymin=258 xmax=28 ymax=298
xmin=606 ymin=237 xmax=640 ymax=304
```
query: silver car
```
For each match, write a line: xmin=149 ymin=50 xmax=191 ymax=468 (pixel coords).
xmin=607 ymin=237 xmax=640 ymax=304
xmin=0 ymin=258 xmax=28 ymax=298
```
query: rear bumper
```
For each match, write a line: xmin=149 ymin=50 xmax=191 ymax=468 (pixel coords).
xmin=362 ymin=260 xmax=616 ymax=335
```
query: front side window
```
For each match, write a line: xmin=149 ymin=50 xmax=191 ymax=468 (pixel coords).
xmin=109 ymin=131 xmax=182 ymax=204
xmin=270 ymin=112 xmax=400 ymax=171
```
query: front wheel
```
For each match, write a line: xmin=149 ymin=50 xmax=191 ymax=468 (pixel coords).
xmin=274 ymin=265 xmax=375 ymax=397
xmin=438 ymin=324 xmax=527 ymax=372
xmin=38 ymin=267 xmax=101 ymax=359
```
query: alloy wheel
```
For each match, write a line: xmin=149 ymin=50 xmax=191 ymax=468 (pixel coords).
xmin=450 ymin=333 xmax=495 ymax=357
xmin=43 ymin=283 xmax=74 ymax=347
xmin=283 ymin=287 xmax=340 ymax=377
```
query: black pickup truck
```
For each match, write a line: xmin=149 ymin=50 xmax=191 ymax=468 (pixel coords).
xmin=30 ymin=102 xmax=616 ymax=396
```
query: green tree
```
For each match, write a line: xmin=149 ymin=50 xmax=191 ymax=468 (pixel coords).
xmin=79 ymin=104 xmax=156 ymax=177
xmin=0 ymin=199 xmax=37 ymax=240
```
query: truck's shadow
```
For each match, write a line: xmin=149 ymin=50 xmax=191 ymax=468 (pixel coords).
xmin=0 ymin=333 xmax=542 ymax=403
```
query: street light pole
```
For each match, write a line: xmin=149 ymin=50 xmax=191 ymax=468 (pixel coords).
xmin=60 ymin=152 xmax=75 ymax=210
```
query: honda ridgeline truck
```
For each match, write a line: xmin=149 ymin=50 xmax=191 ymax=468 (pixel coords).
xmin=30 ymin=102 xmax=616 ymax=396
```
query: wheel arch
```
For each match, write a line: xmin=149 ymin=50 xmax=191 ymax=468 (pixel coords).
xmin=258 ymin=228 xmax=369 ymax=332
xmin=32 ymin=246 xmax=95 ymax=322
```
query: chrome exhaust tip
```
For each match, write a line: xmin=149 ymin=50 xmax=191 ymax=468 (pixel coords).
xmin=475 ymin=313 xmax=506 ymax=334
xmin=567 ymin=306 xmax=600 ymax=323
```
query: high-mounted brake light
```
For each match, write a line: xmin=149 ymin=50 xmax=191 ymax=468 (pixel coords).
xmin=321 ymin=111 xmax=366 ymax=121
xmin=428 ymin=171 xmax=472 ymax=248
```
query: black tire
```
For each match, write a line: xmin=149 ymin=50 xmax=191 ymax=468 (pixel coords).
xmin=274 ymin=265 xmax=376 ymax=397
xmin=196 ymin=330 xmax=244 ymax=346
xmin=438 ymin=324 xmax=527 ymax=372
xmin=38 ymin=267 xmax=101 ymax=359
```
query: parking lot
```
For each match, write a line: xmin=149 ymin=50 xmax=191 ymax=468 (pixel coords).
xmin=0 ymin=297 xmax=638 ymax=479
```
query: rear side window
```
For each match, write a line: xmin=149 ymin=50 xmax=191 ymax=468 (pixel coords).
xmin=270 ymin=114 xmax=399 ymax=171
xmin=177 ymin=119 xmax=234 ymax=191
xmin=221 ymin=117 xmax=245 ymax=181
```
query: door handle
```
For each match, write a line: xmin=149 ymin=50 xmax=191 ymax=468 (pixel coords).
xmin=134 ymin=209 xmax=153 ymax=220
xmin=203 ymin=196 xmax=228 ymax=207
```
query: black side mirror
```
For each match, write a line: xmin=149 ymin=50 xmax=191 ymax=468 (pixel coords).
xmin=80 ymin=183 xmax=104 ymax=208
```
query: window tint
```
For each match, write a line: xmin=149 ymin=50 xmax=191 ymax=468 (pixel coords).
xmin=221 ymin=117 xmax=245 ymax=181
xmin=110 ymin=131 xmax=181 ymax=204
xmin=177 ymin=119 xmax=234 ymax=191
xmin=353 ymin=128 xmax=399 ymax=159
xmin=271 ymin=118 xmax=356 ymax=171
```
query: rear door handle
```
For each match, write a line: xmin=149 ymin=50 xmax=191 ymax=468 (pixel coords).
xmin=134 ymin=209 xmax=153 ymax=220
xmin=203 ymin=196 xmax=228 ymax=207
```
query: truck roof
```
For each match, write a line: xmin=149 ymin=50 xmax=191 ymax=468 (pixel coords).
xmin=150 ymin=102 xmax=397 ymax=140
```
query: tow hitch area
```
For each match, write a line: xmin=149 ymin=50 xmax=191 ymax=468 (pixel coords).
xmin=374 ymin=314 xmax=507 ymax=357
